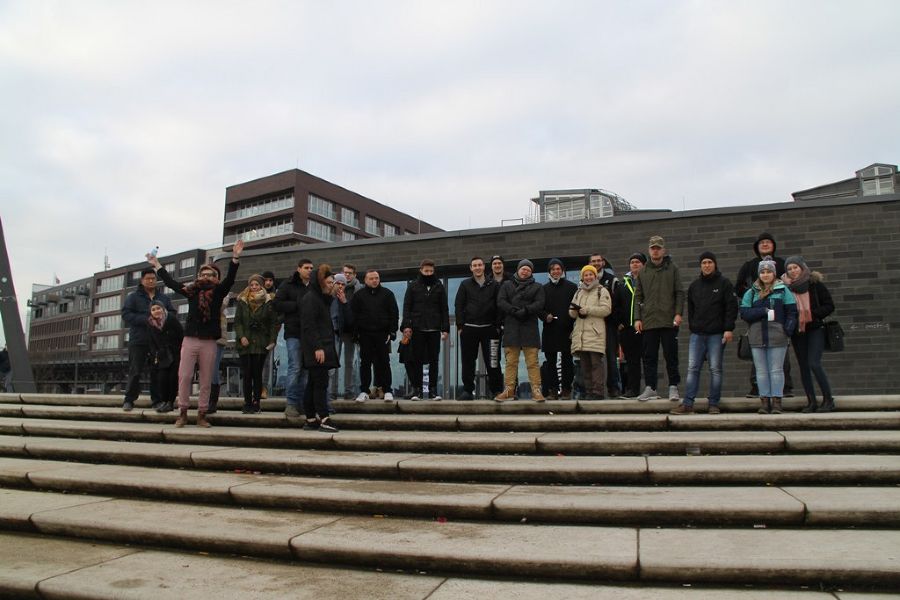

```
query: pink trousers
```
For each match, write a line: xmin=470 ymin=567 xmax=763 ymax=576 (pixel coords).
xmin=177 ymin=337 xmax=217 ymax=410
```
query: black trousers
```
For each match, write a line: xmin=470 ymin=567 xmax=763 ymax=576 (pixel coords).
xmin=124 ymin=344 xmax=160 ymax=404
xmin=409 ymin=330 xmax=441 ymax=393
xmin=240 ymin=353 xmax=266 ymax=404
xmin=306 ymin=367 xmax=331 ymax=419
xmin=605 ymin=322 xmax=621 ymax=393
xmin=642 ymin=327 xmax=680 ymax=390
xmin=358 ymin=332 xmax=392 ymax=392
xmin=619 ymin=326 xmax=643 ymax=396
xmin=459 ymin=326 xmax=503 ymax=395
xmin=152 ymin=358 xmax=180 ymax=405
xmin=543 ymin=349 xmax=574 ymax=393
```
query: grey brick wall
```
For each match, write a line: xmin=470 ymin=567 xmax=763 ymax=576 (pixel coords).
xmin=220 ymin=195 xmax=900 ymax=397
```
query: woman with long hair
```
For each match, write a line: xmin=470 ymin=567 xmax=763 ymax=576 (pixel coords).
xmin=234 ymin=274 xmax=277 ymax=414
xmin=782 ymin=256 xmax=836 ymax=412
xmin=740 ymin=257 xmax=797 ymax=415
xmin=300 ymin=264 xmax=340 ymax=432
xmin=568 ymin=265 xmax=612 ymax=399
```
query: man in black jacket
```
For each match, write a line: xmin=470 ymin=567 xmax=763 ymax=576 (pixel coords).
xmin=671 ymin=251 xmax=738 ymax=415
xmin=273 ymin=259 xmax=313 ymax=418
xmin=589 ymin=253 xmax=622 ymax=397
xmin=351 ymin=270 xmax=399 ymax=402
xmin=402 ymin=259 xmax=449 ymax=400
xmin=541 ymin=258 xmax=577 ymax=399
xmin=455 ymin=256 xmax=502 ymax=400
xmin=121 ymin=268 xmax=175 ymax=411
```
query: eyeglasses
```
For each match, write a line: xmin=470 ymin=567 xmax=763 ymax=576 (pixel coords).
xmin=199 ymin=271 xmax=219 ymax=278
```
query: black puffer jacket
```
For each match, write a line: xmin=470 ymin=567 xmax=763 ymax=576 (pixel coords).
xmin=540 ymin=278 xmax=578 ymax=352
xmin=273 ymin=272 xmax=310 ymax=339
xmin=350 ymin=284 xmax=399 ymax=337
xmin=122 ymin=288 xmax=174 ymax=346
xmin=300 ymin=283 xmax=339 ymax=369
xmin=454 ymin=277 xmax=500 ymax=328
xmin=148 ymin=314 xmax=184 ymax=369
xmin=686 ymin=271 xmax=738 ymax=334
xmin=402 ymin=275 xmax=449 ymax=332
xmin=497 ymin=275 xmax=545 ymax=348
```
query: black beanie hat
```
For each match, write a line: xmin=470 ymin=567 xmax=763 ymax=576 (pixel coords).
xmin=754 ymin=232 xmax=777 ymax=257
xmin=628 ymin=252 xmax=648 ymax=265
xmin=699 ymin=251 xmax=717 ymax=267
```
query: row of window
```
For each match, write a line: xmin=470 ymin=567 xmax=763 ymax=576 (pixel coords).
xmin=227 ymin=219 xmax=294 ymax=244
xmin=308 ymin=194 xmax=403 ymax=238
xmin=225 ymin=193 xmax=295 ymax=223
xmin=30 ymin=317 xmax=89 ymax=339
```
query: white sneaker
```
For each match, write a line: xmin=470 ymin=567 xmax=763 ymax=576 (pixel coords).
xmin=668 ymin=385 xmax=680 ymax=401
xmin=355 ymin=392 xmax=369 ymax=403
xmin=432 ymin=395 xmax=442 ymax=401
xmin=636 ymin=386 xmax=660 ymax=402
xmin=383 ymin=392 xmax=394 ymax=401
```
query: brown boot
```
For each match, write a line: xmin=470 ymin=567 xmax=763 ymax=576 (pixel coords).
xmin=260 ymin=386 xmax=268 ymax=399
xmin=758 ymin=397 xmax=771 ymax=414
xmin=559 ymin=388 xmax=572 ymax=400
xmin=174 ymin=408 xmax=188 ymax=428
xmin=494 ymin=386 xmax=516 ymax=402
xmin=531 ymin=386 xmax=546 ymax=402
xmin=770 ymin=397 xmax=783 ymax=414
xmin=196 ymin=411 xmax=211 ymax=428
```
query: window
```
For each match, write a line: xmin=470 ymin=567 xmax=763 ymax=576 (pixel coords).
xmin=365 ymin=216 xmax=380 ymax=236
xmin=341 ymin=207 xmax=359 ymax=228
xmin=96 ymin=275 xmax=124 ymax=294
xmin=177 ymin=303 xmax=189 ymax=315
xmin=862 ymin=176 xmax=895 ymax=196
xmin=58 ymin=303 xmax=68 ymax=314
xmin=307 ymin=219 xmax=336 ymax=242
xmin=131 ymin=270 xmax=143 ymax=281
xmin=224 ymin=193 xmax=294 ymax=222
xmin=94 ymin=295 xmax=121 ymax=313
xmin=226 ymin=219 xmax=294 ymax=244
xmin=180 ymin=257 xmax=195 ymax=269
xmin=342 ymin=231 xmax=357 ymax=241
xmin=308 ymin=194 xmax=336 ymax=220
xmin=93 ymin=334 xmax=120 ymax=350
xmin=164 ymin=263 xmax=175 ymax=272
xmin=33 ymin=308 xmax=43 ymax=319
xmin=94 ymin=315 xmax=122 ymax=331
xmin=589 ymin=194 xmax=613 ymax=218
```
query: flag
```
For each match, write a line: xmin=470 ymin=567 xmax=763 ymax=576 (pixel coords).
xmin=53 ymin=273 xmax=60 ymax=285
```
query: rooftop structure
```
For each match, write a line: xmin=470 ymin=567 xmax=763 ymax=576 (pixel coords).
xmin=792 ymin=163 xmax=899 ymax=202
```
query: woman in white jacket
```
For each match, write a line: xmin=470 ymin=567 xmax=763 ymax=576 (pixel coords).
xmin=569 ymin=265 xmax=613 ymax=399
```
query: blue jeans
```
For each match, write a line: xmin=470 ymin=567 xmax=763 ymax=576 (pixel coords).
xmin=751 ymin=345 xmax=789 ymax=398
xmin=284 ymin=337 xmax=308 ymax=408
xmin=684 ymin=333 xmax=725 ymax=406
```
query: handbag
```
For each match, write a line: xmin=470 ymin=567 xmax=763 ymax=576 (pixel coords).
xmin=737 ymin=333 xmax=752 ymax=361
xmin=824 ymin=320 xmax=845 ymax=352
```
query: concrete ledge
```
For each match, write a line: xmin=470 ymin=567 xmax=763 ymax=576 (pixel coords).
xmin=782 ymin=430 xmax=900 ymax=452
xmin=783 ymin=486 xmax=900 ymax=525
xmin=647 ymin=455 xmax=900 ymax=484
xmin=331 ymin=431 xmax=539 ymax=453
xmin=0 ymin=403 xmax=22 ymax=418
xmin=0 ymin=457 xmax=76 ymax=486
xmin=0 ymin=417 xmax=25 ymax=435
xmin=330 ymin=413 xmax=460 ymax=430
xmin=290 ymin=516 xmax=638 ymax=580
xmin=0 ymin=434 xmax=27 ymax=456
xmin=669 ymin=412 xmax=900 ymax=431
xmin=163 ymin=425 xmax=333 ymax=449
xmin=536 ymin=431 xmax=785 ymax=454
xmin=398 ymin=399 xmax=579 ymax=414
xmin=21 ymin=418 xmax=165 ymax=442
xmin=331 ymin=399 xmax=400 ymax=413
xmin=191 ymin=447 xmax=416 ymax=478
xmin=22 ymin=437 xmax=231 ymax=468
xmin=492 ymin=485 xmax=804 ymax=525
xmin=0 ymin=488 xmax=111 ymax=531
xmin=458 ymin=414 xmax=668 ymax=432
xmin=639 ymin=528 xmax=900 ymax=586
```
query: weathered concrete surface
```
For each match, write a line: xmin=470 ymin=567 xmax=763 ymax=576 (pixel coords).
xmin=0 ymin=393 xmax=21 ymax=403
xmin=26 ymin=462 xmax=262 ymax=503
xmin=492 ymin=485 xmax=804 ymax=525
xmin=640 ymin=528 xmax=900 ymax=586
xmin=0 ymin=532 xmax=137 ymax=599
xmin=21 ymin=436 xmax=231 ymax=468
xmin=0 ymin=433 xmax=27 ymax=456
xmin=331 ymin=431 xmax=539 ymax=453
xmin=0 ymin=457 xmax=74 ymax=485
xmin=669 ymin=411 xmax=900 ymax=431
xmin=784 ymin=486 xmax=900 ymax=525
xmin=36 ymin=545 xmax=445 ymax=600
xmin=163 ymin=425 xmax=332 ymax=449
xmin=331 ymin=413 xmax=460 ymax=430
xmin=647 ymin=455 xmax=900 ymax=484
xmin=20 ymin=404 xmax=146 ymax=422
xmin=231 ymin=476 xmax=508 ymax=519
xmin=782 ymin=430 xmax=900 ymax=452
xmin=397 ymin=399 xmax=579 ymax=414
xmin=31 ymin=497 xmax=339 ymax=559
xmin=0 ymin=416 xmax=25 ymax=434
xmin=21 ymin=418 xmax=165 ymax=442
xmin=429 ymin=579 xmax=837 ymax=599
xmin=537 ymin=431 xmax=785 ymax=454
xmin=0 ymin=488 xmax=111 ymax=531
xmin=397 ymin=454 xmax=648 ymax=483
xmin=190 ymin=447 xmax=417 ymax=477
xmin=0 ymin=402 xmax=22 ymax=417
xmin=458 ymin=414 xmax=668 ymax=432
xmin=331 ymin=398 xmax=401 ymax=413
xmin=290 ymin=516 xmax=637 ymax=579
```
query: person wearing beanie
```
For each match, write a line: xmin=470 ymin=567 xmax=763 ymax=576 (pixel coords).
xmin=782 ymin=256 xmax=837 ymax=412
xmin=455 ymin=256 xmax=504 ymax=400
xmin=495 ymin=259 xmax=546 ymax=402
xmin=299 ymin=264 xmax=340 ymax=432
xmin=121 ymin=266 xmax=175 ymax=412
xmin=740 ymin=256 xmax=798 ymax=415
xmin=569 ymin=265 xmax=612 ymax=399
xmin=146 ymin=299 xmax=184 ymax=414
xmin=671 ymin=251 xmax=738 ymax=415
xmin=589 ymin=252 xmax=623 ymax=397
xmin=635 ymin=235 xmax=685 ymax=403
xmin=616 ymin=253 xmax=647 ymax=398
xmin=148 ymin=241 xmax=244 ymax=428
xmin=490 ymin=255 xmax=511 ymax=284
xmin=402 ymin=259 xmax=450 ymax=400
xmin=234 ymin=272 xmax=277 ymax=414
xmin=735 ymin=232 xmax=792 ymax=398
xmin=540 ymin=259 xmax=578 ymax=399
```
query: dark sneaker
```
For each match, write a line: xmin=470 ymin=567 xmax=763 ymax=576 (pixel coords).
xmin=458 ymin=391 xmax=474 ymax=401
xmin=285 ymin=405 xmax=302 ymax=418
xmin=250 ymin=402 xmax=261 ymax=414
xmin=241 ymin=404 xmax=253 ymax=414
xmin=122 ymin=401 xmax=134 ymax=412
xmin=155 ymin=401 xmax=172 ymax=414
xmin=669 ymin=403 xmax=693 ymax=415
xmin=302 ymin=420 xmax=319 ymax=431
xmin=745 ymin=386 xmax=759 ymax=398
xmin=707 ymin=405 xmax=721 ymax=415
xmin=150 ymin=402 xmax=165 ymax=412
xmin=319 ymin=418 xmax=339 ymax=433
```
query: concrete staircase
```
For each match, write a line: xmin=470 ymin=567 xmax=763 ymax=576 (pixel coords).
xmin=1 ymin=392 xmax=899 ymax=599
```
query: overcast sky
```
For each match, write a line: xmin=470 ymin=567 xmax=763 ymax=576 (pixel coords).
xmin=2 ymin=0 xmax=899 ymax=345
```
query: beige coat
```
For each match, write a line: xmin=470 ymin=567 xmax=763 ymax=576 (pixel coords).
xmin=569 ymin=283 xmax=612 ymax=354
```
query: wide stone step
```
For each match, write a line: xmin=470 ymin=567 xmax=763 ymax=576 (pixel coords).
xmin=1 ymin=488 xmax=898 ymax=590
xmin=6 ymin=532 xmax=885 ymax=600
xmin=2 ymin=457 xmax=900 ymax=525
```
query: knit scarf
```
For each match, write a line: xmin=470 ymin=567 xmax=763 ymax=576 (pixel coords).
xmin=579 ymin=278 xmax=599 ymax=291
xmin=238 ymin=287 xmax=268 ymax=312
xmin=182 ymin=280 xmax=217 ymax=322
xmin=148 ymin=309 xmax=167 ymax=331
xmin=782 ymin=270 xmax=812 ymax=332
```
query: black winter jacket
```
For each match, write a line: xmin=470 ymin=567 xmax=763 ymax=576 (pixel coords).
xmin=156 ymin=260 xmax=238 ymax=339
xmin=497 ymin=276 xmax=545 ymax=348
xmin=351 ymin=285 xmax=399 ymax=337
xmin=122 ymin=287 xmax=174 ymax=346
xmin=273 ymin=272 xmax=310 ymax=339
xmin=148 ymin=314 xmax=184 ymax=369
xmin=540 ymin=278 xmax=578 ymax=353
xmin=300 ymin=284 xmax=339 ymax=369
xmin=454 ymin=277 xmax=500 ymax=328
xmin=686 ymin=271 xmax=738 ymax=335
xmin=402 ymin=275 xmax=449 ymax=332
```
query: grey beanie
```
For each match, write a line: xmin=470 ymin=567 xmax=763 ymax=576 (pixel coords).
xmin=547 ymin=258 xmax=564 ymax=271
xmin=517 ymin=259 xmax=535 ymax=271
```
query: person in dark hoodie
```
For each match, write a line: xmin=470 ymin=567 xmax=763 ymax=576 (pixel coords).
xmin=146 ymin=299 xmax=184 ymax=414
xmin=350 ymin=269 xmax=399 ymax=402
xmin=273 ymin=259 xmax=313 ymax=418
xmin=735 ymin=232 xmax=793 ymax=398
xmin=402 ymin=259 xmax=450 ymax=400
xmin=540 ymin=258 xmax=578 ymax=399
xmin=148 ymin=240 xmax=243 ymax=428
xmin=671 ymin=252 xmax=738 ymax=415
xmin=782 ymin=256 xmax=836 ymax=413
xmin=455 ymin=256 xmax=503 ymax=400
xmin=495 ymin=259 xmax=546 ymax=402
xmin=616 ymin=252 xmax=647 ymax=398
xmin=300 ymin=264 xmax=340 ymax=432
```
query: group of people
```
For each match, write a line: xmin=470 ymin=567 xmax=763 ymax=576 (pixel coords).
xmin=120 ymin=231 xmax=837 ymax=428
